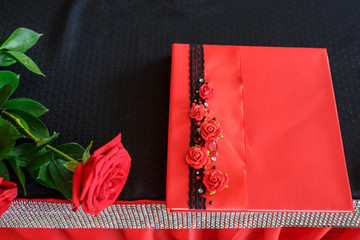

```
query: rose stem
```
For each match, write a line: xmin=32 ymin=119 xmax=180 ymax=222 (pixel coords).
xmin=1 ymin=110 xmax=78 ymax=162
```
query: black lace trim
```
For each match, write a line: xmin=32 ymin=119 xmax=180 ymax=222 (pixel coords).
xmin=188 ymin=44 xmax=206 ymax=210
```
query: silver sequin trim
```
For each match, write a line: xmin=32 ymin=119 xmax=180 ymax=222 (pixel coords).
xmin=0 ymin=200 xmax=359 ymax=228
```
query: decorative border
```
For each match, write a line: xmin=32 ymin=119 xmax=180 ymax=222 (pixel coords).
xmin=187 ymin=44 xmax=228 ymax=210
xmin=188 ymin=44 xmax=207 ymax=209
xmin=1 ymin=200 xmax=359 ymax=228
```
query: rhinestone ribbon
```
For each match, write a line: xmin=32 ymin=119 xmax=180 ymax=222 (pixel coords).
xmin=0 ymin=199 xmax=359 ymax=228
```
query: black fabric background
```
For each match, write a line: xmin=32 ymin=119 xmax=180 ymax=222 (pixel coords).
xmin=1 ymin=0 xmax=360 ymax=200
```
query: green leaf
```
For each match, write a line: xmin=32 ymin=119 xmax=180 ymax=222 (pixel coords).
xmin=3 ymin=98 xmax=48 ymax=117
xmin=0 ymin=38 xmax=13 ymax=66
xmin=28 ymin=151 xmax=54 ymax=171
xmin=0 ymin=28 xmax=42 ymax=52
xmin=7 ymin=158 xmax=26 ymax=194
xmin=7 ymin=143 xmax=42 ymax=168
xmin=0 ymin=142 xmax=15 ymax=162
xmin=0 ymin=118 xmax=24 ymax=153
xmin=34 ymin=132 xmax=58 ymax=150
xmin=8 ymin=143 xmax=35 ymax=157
xmin=29 ymin=161 xmax=57 ymax=189
xmin=4 ymin=111 xmax=29 ymax=130
xmin=17 ymin=132 xmax=58 ymax=165
xmin=48 ymin=159 xmax=73 ymax=199
xmin=0 ymin=84 xmax=13 ymax=108
xmin=0 ymin=161 xmax=9 ymax=180
xmin=4 ymin=51 xmax=45 ymax=76
xmin=7 ymin=109 xmax=49 ymax=139
xmin=55 ymin=143 xmax=85 ymax=160
xmin=7 ymin=142 xmax=56 ymax=170
xmin=0 ymin=71 xmax=20 ymax=94
xmin=63 ymin=161 xmax=79 ymax=172
xmin=0 ymin=51 xmax=16 ymax=67
xmin=82 ymin=141 xmax=93 ymax=164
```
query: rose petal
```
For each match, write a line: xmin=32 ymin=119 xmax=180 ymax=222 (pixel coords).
xmin=74 ymin=134 xmax=131 ymax=215
xmin=0 ymin=177 xmax=17 ymax=217
xmin=72 ymin=162 xmax=83 ymax=211
xmin=93 ymin=133 xmax=122 ymax=156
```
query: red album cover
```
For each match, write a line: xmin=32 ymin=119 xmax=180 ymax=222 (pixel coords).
xmin=166 ymin=44 xmax=353 ymax=212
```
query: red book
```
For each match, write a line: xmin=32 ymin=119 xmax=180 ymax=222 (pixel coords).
xmin=166 ymin=44 xmax=353 ymax=212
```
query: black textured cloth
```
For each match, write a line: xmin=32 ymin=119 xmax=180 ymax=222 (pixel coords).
xmin=1 ymin=0 xmax=360 ymax=200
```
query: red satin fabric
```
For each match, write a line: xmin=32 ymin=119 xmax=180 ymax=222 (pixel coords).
xmin=242 ymin=46 xmax=352 ymax=211
xmin=167 ymin=44 xmax=353 ymax=211
xmin=0 ymin=228 xmax=359 ymax=240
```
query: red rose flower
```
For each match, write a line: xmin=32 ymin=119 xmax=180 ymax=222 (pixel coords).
xmin=200 ymin=117 xmax=222 ymax=141
xmin=0 ymin=177 xmax=17 ymax=217
xmin=189 ymin=104 xmax=207 ymax=121
xmin=72 ymin=134 xmax=131 ymax=215
xmin=185 ymin=146 xmax=210 ymax=169
xmin=203 ymin=170 xmax=229 ymax=194
xmin=199 ymin=84 xmax=214 ymax=100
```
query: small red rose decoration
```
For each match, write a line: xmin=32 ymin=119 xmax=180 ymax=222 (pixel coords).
xmin=72 ymin=133 xmax=131 ymax=215
xmin=200 ymin=117 xmax=222 ymax=141
xmin=186 ymin=80 xmax=229 ymax=199
xmin=0 ymin=177 xmax=17 ymax=217
xmin=185 ymin=146 xmax=210 ymax=169
xmin=199 ymin=84 xmax=214 ymax=100
xmin=203 ymin=170 xmax=229 ymax=195
xmin=189 ymin=103 xmax=207 ymax=121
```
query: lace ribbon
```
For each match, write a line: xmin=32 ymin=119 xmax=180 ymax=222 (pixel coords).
xmin=188 ymin=44 xmax=207 ymax=209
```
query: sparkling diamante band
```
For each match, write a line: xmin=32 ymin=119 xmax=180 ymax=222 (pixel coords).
xmin=0 ymin=200 xmax=359 ymax=228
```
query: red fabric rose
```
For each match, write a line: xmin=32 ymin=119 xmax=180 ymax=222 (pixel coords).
xmin=72 ymin=134 xmax=131 ymax=215
xmin=0 ymin=177 xmax=17 ymax=217
xmin=189 ymin=104 xmax=207 ymax=121
xmin=199 ymin=84 xmax=214 ymax=100
xmin=203 ymin=170 xmax=229 ymax=194
xmin=185 ymin=146 xmax=210 ymax=169
xmin=200 ymin=117 xmax=222 ymax=141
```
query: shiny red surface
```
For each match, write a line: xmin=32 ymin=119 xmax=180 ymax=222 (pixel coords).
xmin=0 ymin=227 xmax=359 ymax=240
xmin=167 ymin=44 xmax=353 ymax=212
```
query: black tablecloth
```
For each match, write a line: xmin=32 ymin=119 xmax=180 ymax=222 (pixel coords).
xmin=2 ymin=0 xmax=360 ymax=200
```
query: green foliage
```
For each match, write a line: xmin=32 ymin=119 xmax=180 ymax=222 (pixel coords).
xmin=33 ymin=132 xmax=59 ymax=152
xmin=82 ymin=141 xmax=93 ymax=164
xmin=4 ymin=98 xmax=48 ymax=117
xmin=0 ymin=27 xmax=89 ymax=200
xmin=49 ymin=159 xmax=73 ymax=200
xmin=0 ymin=28 xmax=43 ymax=69
xmin=29 ymin=162 xmax=57 ymax=189
xmin=0 ymin=161 xmax=9 ymax=180
xmin=7 ymin=143 xmax=42 ymax=167
xmin=0 ymin=118 xmax=24 ymax=153
xmin=54 ymin=143 xmax=85 ymax=160
xmin=0 ymin=28 xmax=42 ymax=53
xmin=0 ymin=142 xmax=15 ymax=162
xmin=5 ymin=51 xmax=45 ymax=76
xmin=0 ymin=84 xmax=13 ymax=108
xmin=8 ymin=158 xmax=26 ymax=194
xmin=7 ymin=109 xmax=49 ymax=139
xmin=28 ymin=151 xmax=54 ymax=171
xmin=0 ymin=71 xmax=20 ymax=94
xmin=0 ymin=51 xmax=16 ymax=67
xmin=63 ymin=161 xmax=79 ymax=172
